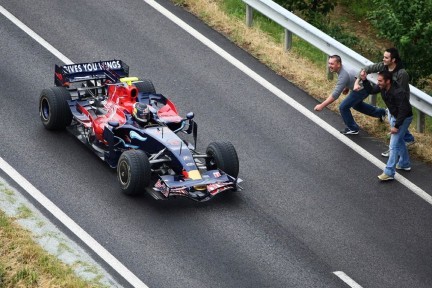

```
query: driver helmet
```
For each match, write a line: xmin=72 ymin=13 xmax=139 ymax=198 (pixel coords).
xmin=133 ymin=102 xmax=150 ymax=125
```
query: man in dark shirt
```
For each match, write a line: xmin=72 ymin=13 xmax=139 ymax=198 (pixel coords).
xmin=357 ymin=47 xmax=415 ymax=157
xmin=361 ymin=70 xmax=413 ymax=181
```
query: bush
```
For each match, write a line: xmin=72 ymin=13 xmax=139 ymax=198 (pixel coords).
xmin=368 ymin=0 xmax=432 ymax=87
xmin=273 ymin=0 xmax=336 ymax=26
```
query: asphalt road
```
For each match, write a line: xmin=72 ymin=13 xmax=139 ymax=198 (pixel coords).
xmin=1 ymin=1 xmax=432 ymax=287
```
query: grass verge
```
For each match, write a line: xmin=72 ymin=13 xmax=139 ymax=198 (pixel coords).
xmin=0 ymin=210 xmax=106 ymax=288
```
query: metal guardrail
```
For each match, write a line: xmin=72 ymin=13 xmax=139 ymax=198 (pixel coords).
xmin=244 ymin=0 xmax=432 ymax=132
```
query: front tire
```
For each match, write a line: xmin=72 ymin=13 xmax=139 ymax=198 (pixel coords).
xmin=117 ymin=150 xmax=151 ymax=196
xmin=39 ymin=87 xmax=72 ymax=130
xmin=206 ymin=141 xmax=239 ymax=179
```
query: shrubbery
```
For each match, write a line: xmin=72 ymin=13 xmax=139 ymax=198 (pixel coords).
xmin=368 ymin=0 xmax=432 ymax=89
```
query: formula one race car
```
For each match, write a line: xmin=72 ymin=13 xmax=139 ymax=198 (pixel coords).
xmin=39 ymin=60 xmax=241 ymax=202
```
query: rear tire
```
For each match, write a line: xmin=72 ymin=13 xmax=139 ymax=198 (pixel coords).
xmin=39 ymin=87 xmax=72 ymax=130
xmin=134 ymin=79 xmax=156 ymax=94
xmin=117 ymin=150 xmax=151 ymax=196
xmin=206 ymin=141 xmax=239 ymax=179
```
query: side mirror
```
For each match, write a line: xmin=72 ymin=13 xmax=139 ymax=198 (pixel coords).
xmin=186 ymin=112 xmax=194 ymax=120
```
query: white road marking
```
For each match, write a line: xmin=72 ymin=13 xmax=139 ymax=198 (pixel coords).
xmin=140 ymin=0 xmax=432 ymax=205
xmin=334 ymin=271 xmax=363 ymax=288
xmin=0 ymin=6 xmax=72 ymax=65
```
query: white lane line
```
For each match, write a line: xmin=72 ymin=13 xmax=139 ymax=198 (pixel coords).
xmin=0 ymin=5 xmax=148 ymax=288
xmin=0 ymin=5 xmax=72 ymax=65
xmin=141 ymin=0 xmax=432 ymax=205
xmin=333 ymin=271 xmax=363 ymax=288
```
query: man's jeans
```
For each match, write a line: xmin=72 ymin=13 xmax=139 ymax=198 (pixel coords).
xmin=339 ymin=89 xmax=385 ymax=131
xmin=386 ymin=109 xmax=415 ymax=143
xmin=384 ymin=115 xmax=413 ymax=177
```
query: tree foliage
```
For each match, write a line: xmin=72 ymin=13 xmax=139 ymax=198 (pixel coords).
xmin=368 ymin=0 xmax=432 ymax=87
xmin=273 ymin=0 xmax=337 ymax=26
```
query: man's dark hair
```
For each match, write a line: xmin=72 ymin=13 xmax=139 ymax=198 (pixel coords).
xmin=378 ymin=70 xmax=393 ymax=82
xmin=385 ymin=47 xmax=401 ymax=63
xmin=329 ymin=55 xmax=342 ymax=64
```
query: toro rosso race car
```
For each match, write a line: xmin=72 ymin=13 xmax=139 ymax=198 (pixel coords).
xmin=39 ymin=60 xmax=241 ymax=202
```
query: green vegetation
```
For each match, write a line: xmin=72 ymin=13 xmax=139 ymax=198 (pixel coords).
xmin=18 ymin=204 xmax=33 ymax=219
xmin=369 ymin=0 xmax=432 ymax=89
xmin=272 ymin=0 xmax=336 ymax=26
xmin=0 ymin=210 xmax=108 ymax=288
xmin=221 ymin=0 xmax=383 ymax=65
xmin=338 ymin=0 xmax=373 ymax=19
xmin=222 ymin=0 xmax=327 ymax=66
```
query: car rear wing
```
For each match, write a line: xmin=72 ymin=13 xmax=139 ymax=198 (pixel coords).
xmin=54 ymin=60 xmax=129 ymax=86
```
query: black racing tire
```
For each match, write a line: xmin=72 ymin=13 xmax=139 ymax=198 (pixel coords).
xmin=117 ymin=150 xmax=151 ymax=196
xmin=206 ymin=141 xmax=239 ymax=179
xmin=39 ymin=87 xmax=72 ymax=130
xmin=134 ymin=79 xmax=156 ymax=94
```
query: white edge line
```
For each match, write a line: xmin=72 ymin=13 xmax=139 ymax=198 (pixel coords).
xmin=0 ymin=5 xmax=72 ymax=65
xmin=333 ymin=271 xmax=363 ymax=288
xmin=0 ymin=5 xmax=148 ymax=288
xmin=142 ymin=0 xmax=432 ymax=205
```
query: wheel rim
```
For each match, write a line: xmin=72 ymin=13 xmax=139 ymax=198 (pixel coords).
xmin=118 ymin=160 xmax=130 ymax=186
xmin=40 ymin=98 xmax=50 ymax=121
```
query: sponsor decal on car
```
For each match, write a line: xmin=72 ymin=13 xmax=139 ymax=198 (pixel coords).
xmin=62 ymin=60 xmax=122 ymax=74
xmin=170 ymin=187 xmax=188 ymax=196
xmin=155 ymin=179 xmax=169 ymax=197
xmin=207 ymin=183 xmax=233 ymax=195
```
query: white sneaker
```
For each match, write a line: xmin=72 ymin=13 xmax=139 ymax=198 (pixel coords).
xmin=381 ymin=150 xmax=389 ymax=157
xmin=382 ymin=140 xmax=415 ymax=157
xmin=396 ymin=165 xmax=411 ymax=171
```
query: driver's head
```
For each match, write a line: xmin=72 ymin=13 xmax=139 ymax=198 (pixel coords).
xmin=133 ymin=102 xmax=150 ymax=125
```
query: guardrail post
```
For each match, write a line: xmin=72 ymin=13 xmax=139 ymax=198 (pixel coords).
xmin=417 ymin=110 xmax=425 ymax=133
xmin=284 ymin=29 xmax=292 ymax=51
xmin=246 ymin=4 xmax=253 ymax=27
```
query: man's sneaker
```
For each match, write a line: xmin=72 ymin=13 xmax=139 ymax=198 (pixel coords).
xmin=396 ymin=165 xmax=411 ymax=171
xmin=382 ymin=140 xmax=415 ymax=157
xmin=340 ymin=128 xmax=359 ymax=135
xmin=378 ymin=173 xmax=394 ymax=181
xmin=381 ymin=149 xmax=389 ymax=157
